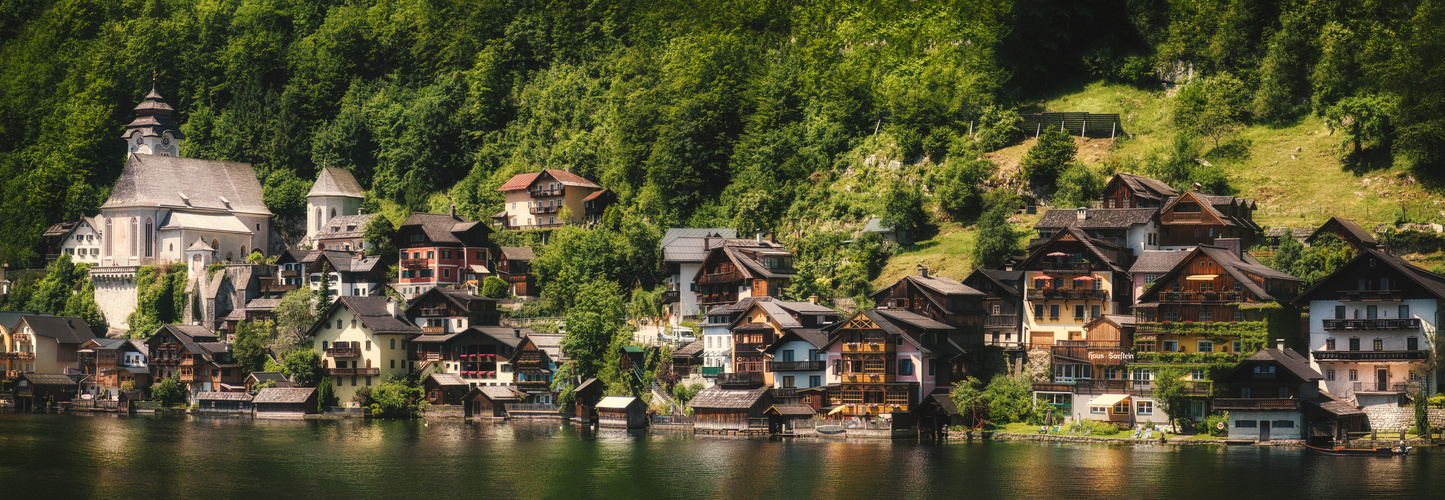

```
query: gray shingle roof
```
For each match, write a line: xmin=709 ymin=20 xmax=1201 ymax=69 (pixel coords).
xmin=197 ymin=392 xmax=254 ymax=402
xmin=400 ymin=212 xmax=490 ymax=246
xmin=253 ymin=387 xmax=316 ymax=404
xmin=318 ymin=214 xmax=375 ymax=240
xmin=307 ymin=167 xmax=365 ymax=199
xmin=473 ymin=386 xmax=520 ymax=401
xmin=498 ymin=246 xmax=536 ymax=261
xmin=1113 ymin=173 xmax=1178 ymax=201
xmin=902 ymin=275 xmax=984 ymax=297
xmin=18 ymin=316 xmax=95 ymax=345
xmin=1035 ymin=208 xmax=1158 ymax=230
xmin=103 ymin=154 xmax=269 ymax=215
xmin=20 ymin=373 xmax=82 ymax=385
xmin=427 ymin=373 xmax=466 ymax=387
xmin=765 ymin=404 xmax=816 ymax=416
xmin=1244 ymin=348 xmax=1322 ymax=381
xmin=661 ymin=228 xmax=737 ymax=250
xmin=1129 ymin=250 xmax=1191 ymax=274
xmin=596 ymin=396 xmax=643 ymax=410
xmin=689 ymin=387 xmax=770 ymax=409
xmin=1310 ymin=217 xmax=1378 ymax=246
xmin=331 ymin=296 xmax=421 ymax=335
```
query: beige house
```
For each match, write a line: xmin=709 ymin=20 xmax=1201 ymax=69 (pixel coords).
xmin=309 ymin=296 xmax=421 ymax=405
xmin=9 ymin=316 xmax=96 ymax=375
xmin=493 ymin=169 xmax=608 ymax=230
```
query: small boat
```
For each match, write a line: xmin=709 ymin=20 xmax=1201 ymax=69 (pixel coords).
xmin=816 ymin=425 xmax=845 ymax=435
xmin=1303 ymin=444 xmax=1410 ymax=456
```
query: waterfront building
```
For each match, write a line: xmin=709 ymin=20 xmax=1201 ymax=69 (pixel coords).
xmin=761 ymin=329 xmax=828 ymax=392
xmin=1132 ymin=244 xmax=1301 ymax=356
xmin=961 ymin=269 xmax=1026 ymax=359
xmin=423 ymin=373 xmax=470 ymax=406
xmin=196 ymin=392 xmax=253 ymax=413
xmin=244 ymin=371 xmax=294 ymax=392
xmin=819 ymin=309 xmax=960 ymax=419
xmin=145 ymin=325 xmax=243 ymax=404
xmin=464 ymin=385 xmax=521 ymax=418
xmin=9 ymin=316 xmax=96 ymax=375
xmin=596 ymin=396 xmax=649 ymax=429
xmin=1018 ymin=226 xmax=1130 ymax=349
xmin=394 ymin=209 xmax=492 ymax=300
xmin=699 ymin=298 xmax=753 ymax=374
xmin=1212 ymin=344 xmax=1322 ymax=442
xmin=689 ymin=386 xmax=774 ymax=432
xmin=723 ymin=297 xmax=838 ymax=389
xmin=493 ymin=169 xmax=609 ymax=230
xmin=253 ymin=387 xmax=318 ymax=418
xmin=309 ymin=296 xmax=420 ymax=405
xmin=507 ymin=336 xmax=556 ymax=404
xmin=660 ymin=228 xmax=737 ymax=323
xmin=1297 ymin=248 xmax=1444 ymax=407
xmin=10 ymin=373 xmax=82 ymax=411
xmin=77 ymin=338 xmax=149 ymax=399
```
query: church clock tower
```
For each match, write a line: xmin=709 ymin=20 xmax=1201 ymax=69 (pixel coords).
xmin=122 ymin=74 xmax=185 ymax=157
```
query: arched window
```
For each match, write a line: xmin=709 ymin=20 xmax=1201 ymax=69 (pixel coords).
xmin=316 ymin=208 xmax=323 ymax=231
xmin=104 ymin=218 xmax=112 ymax=257
xmin=226 ymin=251 xmax=233 ymax=262
xmin=131 ymin=217 xmax=139 ymax=257
xmin=330 ymin=207 xmax=336 ymax=219
xmin=211 ymin=239 xmax=219 ymax=253
xmin=144 ymin=218 xmax=153 ymax=257
xmin=241 ymin=245 xmax=247 ymax=258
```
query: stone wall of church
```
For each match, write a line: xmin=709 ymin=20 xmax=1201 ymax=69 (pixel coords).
xmin=91 ymin=271 xmax=139 ymax=335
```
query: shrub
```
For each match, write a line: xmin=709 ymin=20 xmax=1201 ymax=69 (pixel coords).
xmin=1090 ymin=421 xmax=1122 ymax=436
xmin=481 ymin=276 xmax=510 ymax=299
xmin=1202 ymin=412 xmax=1230 ymax=437
xmin=1021 ymin=127 xmax=1076 ymax=189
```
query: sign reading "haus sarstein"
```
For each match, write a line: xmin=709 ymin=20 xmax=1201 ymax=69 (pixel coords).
xmin=1088 ymin=351 xmax=1135 ymax=362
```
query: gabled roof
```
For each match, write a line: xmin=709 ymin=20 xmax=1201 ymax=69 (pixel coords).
xmin=16 ymin=316 xmax=95 ymax=345
xmin=965 ymin=269 xmax=1023 ymax=297
xmin=1017 ymin=226 xmax=1125 ymax=273
xmin=103 ymin=154 xmax=270 ymax=215
xmin=596 ymin=396 xmax=644 ymax=410
xmin=761 ymin=329 xmax=828 ymax=355
xmin=1034 ymin=208 xmax=1159 ymax=230
xmin=498 ymin=246 xmax=536 ymax=261
xmin=398 ymin=212 xmax=491 ymax=246
xmin=245 ymin=371 xmax=292 ymax=385
xmin=1129 ymin=250 xmax=1191 ymax=275
xmin=404 ymin=287 xmax=497 ymax=318
xmin=1161 ymin=190 xmax=1259 ymax=231
xmin=1137 ymin=246 xmax=1300 ymax=303
xmin=764 ymin=404 xmax=816 ymax=416
xmin=18 ymin=373 xmax=82 ymax=386
xmin=688 ymin=387 xmax=770 ymax=409
xmin=426 ymin=373 xmax=467 ymax=387
xmin=497 ymin=169 xmax=602 ymax=192
xmin=309 ymin=296 xmax=420 ymax=336
xmin=1110 ymin=173 xmax=1178 ymax=201
xmin=1309 ymin=217 xmax=1378 ymax=247
xmin=1295 ymin=248 xmax=1445 ymax=303
xmin=1222 ymin=348 xmax=1322 ymax=382
xmin=307 ymin=167 xmax=365 ymax=199
xmin=253 ymin=387 xmax=316 ymax=404
xmin=900 ymin=274 xmax=984 ymax=297
xmin=470 ymin=385 xmax=521 ymax=401
xmin=822 ymin=309 xmax=953 ymax=354
xmin=674 ymin=340 xmax=704 ymax=358
xmin=660 ymin=228 xmax=737 ymax=262
xmin=197 ymin=392 xmax=254 ymax=402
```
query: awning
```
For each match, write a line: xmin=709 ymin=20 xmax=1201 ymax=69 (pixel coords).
xmin=468 ymin=265 xmax=490 ymax=274
xmin=1086 ymin=393 xmax=1131 ymax=407
xmin=1072 ymin=276 xmax=1097 ymax=281
xmin=827 ymin=405 xmax=846 ymax=416
xmin=1185 ymin=275 xmax=1219 ymax=281
xmin=1033 ymin=275 xmax=1055 ymax=281
xmin=1047 ymin=252 xmax=1068 ymax=257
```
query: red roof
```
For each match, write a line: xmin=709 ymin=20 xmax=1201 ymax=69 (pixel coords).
xmin=497 ymin=169 xmax=601 ymax=192
xmin=582 ymin=189 xmax=610 ymax=201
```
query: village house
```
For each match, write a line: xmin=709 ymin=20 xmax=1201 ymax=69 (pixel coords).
xmin=307 ymin=250 xmax=387 ymax=303
xmin=196 ymin=392 xmax=253 ymax=413
xmin=309 ymin=296 xmax=421 ymax=405
xmin=507 ymin=336 xmax=555 ymax=403
xmin=8 ymin=316 xmax=96 ymax=375
xmin=722 ymin=297 xmax=839 ymax=388
xmin=1156 ymin=187 xmax=1260 ymax=250
xmin=870 ymin=266 xmax=986 ymax=335
xmin=11 ymin=373 xmax=82 ymax=411
xmin=699 ymin=297 xmax=756 ymax=373
xmin=145 ymin=325 xmax=244 ymax=403
xmin=660 ymin=228 xmax=737 ymax=322
xmin=0 ymin=311 xmax=50 ymax=380
xmin=1099 ymin=172 xmax=1179 ymax=209
xmin=1298 ymin=248 xmax=1444 ymax=408
xmin=494 ymin=246 xmax=537 ymax=297
xmin=464 ymin=385 xmax=521 ymax=418
xmin=423 ymin=373 xmax=470 ymax=406
xmin=304 ymin=167 xmax=366 ymax=250
xmin=762 ymin=329 xmax=828 ymax=392
xmin=1034 ymin=207 xmax=1161 ymax=258
xmin=395 ymin=209 xmax=492 ymax=300
xmin=819 ymin=309 xmax=963 ymax=420
xmin=1017 ymin=226 xmax=1130 ymax=349
xmin=44 ymin=217 xmax=103 ymax=264
xmin=1212 ymin=344 xmax=1322 ymax=442
xmin=1133 ymin=244 xmax=1301 ymax=356
xmin=253 ymin=387 xmax=318 ymax=418
xmin=693 ymin=235 xmax=795 ymax=313
xmin=961 ymin=269 xmax=1026 ymax=353
xmin=77 ymin=338 xmax=148 ymax=400
xmin=1307 ymin=216 xmax=1379 ymax=252
xmin=493 ymin=169 xmax=610 ymax=230
xmin=273 ymin=249 xmax=314 ymax=292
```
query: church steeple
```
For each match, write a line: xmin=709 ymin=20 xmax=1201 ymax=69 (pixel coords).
xmin=123 ymin=71 xmax=185 ymax=157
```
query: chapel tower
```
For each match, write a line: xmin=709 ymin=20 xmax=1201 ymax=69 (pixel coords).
xmin=122 ymin=74 xmax=185 ymax=157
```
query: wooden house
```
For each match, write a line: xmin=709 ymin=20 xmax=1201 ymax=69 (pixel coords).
xmin=393 ymin=209 xmax=492 ymax=300
xmin=869 ymin=265 xmax=986 ymax=338
xmin=494 ymin=247 xmax=538 ymax=297
xmin=146 ymin=325 xmax=244 ymax=404
xmin=572 ymin=377 xmax=605 ymax=423
xmin=1212 ymin=344 xmax=1321 ymax=442
xmin=1099 ymin=173 xmax=1178 ymax=209
xmin=660 ymin=228 xmax=738 ymax=320
xmin=508 ymin=335 xmax=555 ymax=402
xmin=723 ymin=297 xmax=839 ymax=388
xmin=1133 ymin=245 xmax=1301 ymax=354
xmin=1308 ymin=217 xmax=1379 ymax=252
xmin=692 ymin=237 xmax=795 ymax=311
xmin=596 ymin=396 xmax=649 ymax=429
xmin=464 ymin=385 xmax=520 ymax=418
xmin=494 ymin=169 xmax=609 ymax=230
xmin=671 ymin=340 xmax=703 ymax=377
xmin=820 ymin=309 xmax=962 ymax=419
xmin=1157 ymin=189 xmax=1260 ymax=249
xmin=423 ymin=373 xmax=470 ymax=405
xmin=244 ymin=371 xmax=295 ymax=392
xmin=9 ymin=316 xmax=96 ymax=375
xmin=77 ymin=338 xmax=148 ymax=399
xmin=689 ymin=386 xmax=773 ymax=431
xmin=196 ymin=391 xmax=253 ymax=413
xmin=11 ymin=373 xmax=81 ymax=411
xmin=962 ymin=269 xmax=1025 ymax=352
xmin=253 ymin=387 xmax=318 ymax=418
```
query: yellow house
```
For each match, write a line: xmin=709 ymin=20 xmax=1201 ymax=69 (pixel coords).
xmin=493 ymin=169 xmax=607 ymax=230
xmin=11 ymin=316 xmax=96 ymax=375
xmin=310 ymin=296 xmax=421 ymax=406
xmin=1 ymin=312 xmax=48 ymax=378
xmin=1017 ymin=227 xmax=1130 ymax=349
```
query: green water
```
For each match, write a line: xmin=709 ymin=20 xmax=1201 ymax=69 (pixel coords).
xmin=0 ymin=412 xmax=1440 ymax=498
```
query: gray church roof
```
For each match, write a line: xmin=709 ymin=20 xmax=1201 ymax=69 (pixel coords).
xmin=103 ymin=154 xmax=270 ymax=216
xmin=307 ymin=167 xmax=365 ymax=199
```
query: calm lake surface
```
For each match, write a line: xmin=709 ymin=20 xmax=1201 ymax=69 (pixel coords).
xmin=1 ymin=413 xmax=1442 ymax=499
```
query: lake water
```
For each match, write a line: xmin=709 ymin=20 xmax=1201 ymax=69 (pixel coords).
xmin=1 ymin=412 xmax=1442 ymax=498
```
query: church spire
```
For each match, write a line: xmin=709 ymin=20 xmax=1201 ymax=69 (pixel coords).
xmin=123 ymin=71 xmax=185 ymax=157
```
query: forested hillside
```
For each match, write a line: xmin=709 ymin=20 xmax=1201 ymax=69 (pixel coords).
xmin=2 ymin=0 xmax=1444 ymax=274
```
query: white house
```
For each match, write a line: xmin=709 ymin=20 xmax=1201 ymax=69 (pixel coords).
xmin=763 ymin=329 xmax=828 ymax=390
xmin=660 ymin=228 xmax=736 ymax=323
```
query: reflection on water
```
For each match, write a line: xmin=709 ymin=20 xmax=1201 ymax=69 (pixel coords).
xmin=0 ymin=413 xmax=1441 ymax=498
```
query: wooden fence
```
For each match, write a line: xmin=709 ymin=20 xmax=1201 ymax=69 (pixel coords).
xmin=1020 ymin=112 xmax=1124 ymax=139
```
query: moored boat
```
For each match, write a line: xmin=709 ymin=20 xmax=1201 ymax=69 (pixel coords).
xmin=1303 ymin=444 xmax=1410 ymax=456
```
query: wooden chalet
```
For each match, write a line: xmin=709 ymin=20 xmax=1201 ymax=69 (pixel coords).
xmin=146 ymin=325 xmax=245 ymax=402
xmin=671 ymin=340 xmax=703 ymax=377
xmin=869 ymin=265 xmax=986 ymax=338
xmin=692 ymin=238 xmax=795 ymax=311
xmin=11 ymin=373 xmax=81 ymax=411
xmin=1157 ymin=189 xmax=1261 ymax=248
xmin=689 ymin=386 xmax=773 ymax=431
xmin=820 ymin=309 xmax=965 ymax=419
xmin=1308 ymin=217 xmax=1379 ymax=252
xmin=1133 ymin=245 xmax=1301 ymax=354
xmin=253 ymin=387 xmax=318 ymax=418
xmin=77 ymin=338 xmax=149 ymax=399
xmin=494 ymin=246 xmax=538 ymax=297
xmin=572 ymin=377 xmax=605 ymax=423
xmin=464 ymin=385 xmax=520 ymax=418
xmin=1017 ymin=226 xmax=1131 ymax=349
xmin=410 ymin=326 xmax=525 ymax=388
xmin=723 ymin=298 xmax=839 ymax=388
xmin=508 ymin=335 xmax=555 ymax=402
xmin=1212 ymin=345 xmax=1322 ymax=442
xmin=424 ymin=373 xmax=470 ymax=405
xmin=1099 ymin=173 xmax=1179 ymax=208
xmin=962 ymin=269 xmax=1025 ymax=352
xmin=244 ymin=371 xmax=294 ymax=392
xmin=196 ymin=391 xmax=253 ymax=413
xmin=405 ymin=286 xmax=504 ymax=331
xmin=596 ymin=396 xmax=649 ymax=428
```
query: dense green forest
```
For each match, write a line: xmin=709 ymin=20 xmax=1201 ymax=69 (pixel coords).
xmin=2 ymin=0 xmax=1444 ymax=271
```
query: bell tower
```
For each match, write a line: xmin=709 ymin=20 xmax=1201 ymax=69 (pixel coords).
xmin=122 ymin=71 xmax=185 ymax=157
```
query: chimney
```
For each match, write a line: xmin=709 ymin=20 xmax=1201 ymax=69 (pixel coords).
xmin=1192 ymin=182 xmax=1202 ymax=192
xmin=756 ymin=230 xmax=764 ymax=243
xmin=917 ymin=264 xmax=929 ymax=278
xmin=449 ymin=204 xmax=456 ymax=218
xmin=808 ymin=295 xmax=819 ymax=304
xmin=515 ymin=328 xmax=522 ymax=338
xmin=387 ymin=298 xmax=397 ymax=317
xmin=1275 ymin=338 xmax=1285 ymax=352
xmin=1076 ymin=207 xmax=1087 ymax=220
xmin=1214 ymin=238 xmax=1242 ymax=258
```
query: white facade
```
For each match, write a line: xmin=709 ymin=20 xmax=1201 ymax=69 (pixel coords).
xmin=1307 ymin=298 xmax=1437 ymax=406
xmin=1124 ymin=220 xmax=1161 ymax=257
xmin=58 ymin=219 xmax=102 ymax=264
xmin=306 ymin=196 xmax=362 ymax=249
xmin=1228 ymin=410 xmax=1304 ymax=441
xmin=670 ymin=262 xmax=703 ymax=324
xmin=702 ymin=321 xmax=733 ymax=371
xmin=768 ymin=339 xmax=826 ymax=390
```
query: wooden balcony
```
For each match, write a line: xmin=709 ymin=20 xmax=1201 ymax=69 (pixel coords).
xmin=279 ymin=270 xmax=300 ymax=278
xmin=985 ymin=315 xmax=1018 ymax=327
xmin=325 ymin=344 xmax=361 ymax=358
xmin=1040 ymin=262 xmax=1093 ymax=272
xmin=698 ymin=292 xmax=739 ymax=305
xmin=716 ymin=372 xmax=764 ymax=388
xmin=1158 ymin=291 xmax=1244 ymax=304
xmin=179 ymin=372 xmax=196 ymax=383
xmin=1161 ymin=211 xmax=1203 ymax=224
xmin=1032 ymin=379 xmax=1211 ymax=396
xmin=1338 ymin=290 xmax=1403 ymax=302
xmin=516 ymin=379 xmax=551 ymax=391
xmin=0 ymin=352 xmax=34 ymax=360
xmin=1322 ymin=319 xmax=1420 ymax=331
xmin=422 ymin=326 xmax=447 ymax=333
xmin=326 ymin=367 xmax=381 ymax=376
xmin=529 ymin=205 xmax=560 ymax=215
xmin=1312 ymin=350 xmax=1428 ymax=362
xmin=697 ymin=272 xmax=743 ymax=285
xmin=842 ymin=372 xmax=895 ymax=383
xmin=401 ymin=258 xmax=429 ymax=268
xmin=529 ymin=188 xmax=563 ymax=198
xmin=1211 ymin=398 xmax=1299 ymax=411
xmin=841 ymin=342 xmax=893 ymax=354
xmin=768 ymin=360 xmax=825 ymax=372
xmin=661 ymin=290 xmax=680 ymax=304
xmin=1027 ymin=288 xmax=1109 ymax=301
xmin=151 ymin=357 xmax=180 ymax=366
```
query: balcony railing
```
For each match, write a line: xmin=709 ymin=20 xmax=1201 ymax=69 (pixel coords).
xmin=401 ymin=258 xmax=429 ymax=268
xmin=841 ymin=342 xmax=893 ymax=354
xmin=529 ymin=188 xmax=563 ymax=198
xmin=842 ymin=372 xmax=896 ymax=383
xmin=326 ymin=367 xmax=381 ymax=376
xmin=1211 ymin=398 xmax=1300 ymax=410
xmin=1322 ymin=319 xmax=1421 ymax=331
xmin=985 ymin=315 xmax=1018 ymax=327
xmin=0 ymin=352 xmax=34 ymax=360
xmin=325 ymin=344 xmax=361 ymax=358
xmin=279 ymin=270 xmax=300 ymax=278
xmin=421 ymin=326 xmax=447 ymax=333
xmin=661 ymin=290 xmax=680 ymax=304
xmin=768 ymin=360 xmax=825 ymax=372
xmin=1162 ymin=212 xmax=1203 ymax=223
xmin=716 ymin=372 xmax=764 ymax=388
xmin=698 ymin=292 xmax=739 ymax=304
xmin=1027 ymin=288 xmax=1109 ymax=301
xmin=1040 ymin=262 xmax=1093 ymax=272
xmin=1313 ymin=350 xmax=1428 ymax=362
xmin=529 ymin=205 xmax=560 ymax=215
xmin=697 ymin=272 xmax=743 ymax=285
xmin=1158 ymin=291 xmax=1244 ymax=303
xmin=1339 ymin=290 xmax=1403 ymax=302
xmin=1033 ymin=379 xmax=1211 ymax=396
